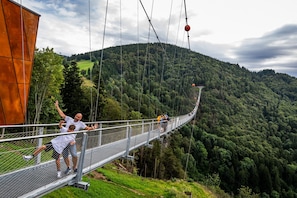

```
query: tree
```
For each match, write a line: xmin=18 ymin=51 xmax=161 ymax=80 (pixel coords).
xmin=258 ymin=164 xmax=272 ymax=194
xmin=60 ymin=61 xmax=85 ymax=117
xmin=237 ymin=186 xmax=260 ymax=198
xmin=27 ymin=48 xmax=64 ymax=124
xmin=162 ymin=147 xmax=184 ymax=179
xmin=101 ymin=98 xmax=126 ymax=120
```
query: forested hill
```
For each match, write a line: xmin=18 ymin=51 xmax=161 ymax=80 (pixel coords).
xmin=68 ymin=43 xmax=297 ymax=197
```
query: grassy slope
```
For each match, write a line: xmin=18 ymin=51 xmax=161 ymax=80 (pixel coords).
xmin=77 ymin=60 xmax=95 ymax=87
xmin=77 ymin=60 xmax=93 ymax=71
xmin=43 ymin=163 xmax=219 ymax=198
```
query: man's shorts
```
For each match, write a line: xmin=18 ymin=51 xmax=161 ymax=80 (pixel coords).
xmin=62 ymin=143 xmax=77 ymax=158
xmin=44 ymin=142 xmax=60 ymax=160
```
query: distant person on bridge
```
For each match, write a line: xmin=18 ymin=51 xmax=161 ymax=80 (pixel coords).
xmin=160 ymin=114 xmax=170 ymax=132
xmin=23 ymin=120 xmax=76 ymax=178
xmin=54 ymin=100 xmax=98 ymax=175
xmin=157 ymin=114 xmax=162 ymax=130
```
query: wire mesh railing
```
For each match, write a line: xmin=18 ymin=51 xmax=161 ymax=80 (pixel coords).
xmin=0 ymin=119 xmax=154 ymax=174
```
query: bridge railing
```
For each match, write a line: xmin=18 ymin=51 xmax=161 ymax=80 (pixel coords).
xmin=0 ymin=86 xmax=203 ymax=178
xmin=0 ymin=87 xmax=203 ymax=198
xmin=0 ymin=118 xmax=164 ymax=175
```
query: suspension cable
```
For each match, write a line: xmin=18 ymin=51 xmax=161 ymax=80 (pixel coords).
xmin=183 ymin=0 xmax=191 ymax=50
xmin=94 ymin=0 xmax=109 ymax=121
xmin=139 ymin=0 xmax=165 ymax=51
xmin=145 ymin=0 xmax=155 ymax=118
xmin=165 ymin=0 xmax=173 ymax=44
xmin=157 ymin=0 xmax=174 ymax=112
xmin=137 ymin=0 xmax=141 ymax=113
xmin=120 ymin=0 xmax=124 ymax=119
xmin=86 ymin=0 xmax=93 ymax=186
xmin=19 ymin=0 xmax=27 ymax=124
xmin=175 ymin=0 xmax=186 ymax=115
xmin=88 ymin=0 xmax=94 ymax=122
xmin=139 ymin=0 xmax=188 ymax=117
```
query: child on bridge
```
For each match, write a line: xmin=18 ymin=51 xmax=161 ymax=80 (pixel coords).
xmin=23 ymin=120 xmax=76 ymax=178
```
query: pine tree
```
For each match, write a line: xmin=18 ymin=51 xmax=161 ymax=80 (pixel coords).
xmin=61 ymin=61 xmax=84 ymax=117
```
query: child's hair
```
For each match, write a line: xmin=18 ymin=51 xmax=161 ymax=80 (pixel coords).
xmin=69 ymin=124 xmax=76 ymax=131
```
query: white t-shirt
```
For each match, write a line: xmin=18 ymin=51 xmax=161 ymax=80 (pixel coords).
xmin=51 ymin=127 xmax=75 ymax=154
xmin=65 ymin=116 xmax=87 ymax=134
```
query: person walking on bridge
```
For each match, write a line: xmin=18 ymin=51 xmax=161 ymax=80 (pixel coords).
xmin=54 ymin=100 xmax=98 ymax=175
xmin=23 ymin=121 xmax=76 ymax=178
xmin=160 ymin=114 xmax=170 ymax=132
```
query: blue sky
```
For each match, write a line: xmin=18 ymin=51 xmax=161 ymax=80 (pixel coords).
xmin=16 ymin=0 xmax=297 ymax=77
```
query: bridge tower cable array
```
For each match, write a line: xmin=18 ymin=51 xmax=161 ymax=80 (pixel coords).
xmin=138 ymin=0 xmax=193 ymax=117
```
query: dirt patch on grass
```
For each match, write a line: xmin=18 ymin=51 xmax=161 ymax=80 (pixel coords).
xmin=90 ymin=170 xmax=107 ymax=180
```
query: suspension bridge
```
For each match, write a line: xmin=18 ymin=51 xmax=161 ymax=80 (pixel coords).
xmin=0 ymin=86 xmax=203 ymax=198
xmin=0 ymin=0 xmax=200 ymax=197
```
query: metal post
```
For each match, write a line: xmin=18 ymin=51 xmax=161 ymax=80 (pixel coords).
xmin=36 ymin=127 xmax=43 ymax=164
xmin=126 ymin=121 xmax=129 ymax=138
xmin=98 ymin=123 xmax=102 ymax=146
xmin=70 ymin=133 xmax=90 ymax=190
xmin=151 ymin=120 xmax=154 ymax=131
xmin=146 ymin=123 xmax=153 ymax=148
xmin=142 ymin=120 xmax=144 ymax=134
xmin=1 ymin=128 xmax=5 ymax=138
xmin=74 ymin=133 xmax=88 ymax=183
xmin=124 ymin=126 xmax=134 ymax=160
xmin=157 ymin=119 xmax=161 ymax=140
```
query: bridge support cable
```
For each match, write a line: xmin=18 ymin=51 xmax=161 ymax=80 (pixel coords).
xmin=94 ymin=0 xmax=109 ymax=121
xmin=88 ymin=0 xmax=95 ymax=122
xmin=119 ymin=0 xmax=124 ymax=120
xmin=19 ymin=1 xmax=27 ymax=124
xmin=136 ymin=0 xmax=141 ymax=113
xmin=183 ymin=0 xmax=191 ymax=50
xmin=138 ymin=0 xmax=171 ymax=63
xmin=183 ymin=86 xmax=203 ymax=180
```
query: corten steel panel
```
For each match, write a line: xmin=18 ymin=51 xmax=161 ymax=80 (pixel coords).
xmin=0 ymin=100 xmax=4 ymax=124
xmin=0 ymin=0 xmax=40 ymax=125
xmin=14 ymin=59 xmax=33 ymax=84
xmin=0 ymin=83 xmax=24 ymax=124
xmin=0 ymin=1 xmax=11 ymax=58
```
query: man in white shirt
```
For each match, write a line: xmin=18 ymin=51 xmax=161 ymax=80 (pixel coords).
xmin=54 ymin=100 xmax=98 ymax=175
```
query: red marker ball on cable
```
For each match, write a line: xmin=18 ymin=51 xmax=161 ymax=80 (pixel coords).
xmin=185 ymin=24 xmax=190 ymax=31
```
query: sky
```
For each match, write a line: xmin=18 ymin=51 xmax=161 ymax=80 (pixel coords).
xmin=16 ymin=0 xmax=297 ymax=77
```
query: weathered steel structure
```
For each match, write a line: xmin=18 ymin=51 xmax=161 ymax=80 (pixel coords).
xmin=0 ymin=0 xmax=39 ymax=124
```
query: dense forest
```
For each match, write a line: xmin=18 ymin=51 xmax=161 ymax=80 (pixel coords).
xmin=30 ymin=43 xmax=297 ymax=197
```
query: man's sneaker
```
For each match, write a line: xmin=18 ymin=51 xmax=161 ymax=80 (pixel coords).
xmin=57 ymin=171 xmax=62 ymax=178
xmin=74 ymin=169 xmax=77 ymax=173
xmin=23 ymin=155 xmax=33 ymax=161
xmin=64 ymin=167 xmax=71 ymax=175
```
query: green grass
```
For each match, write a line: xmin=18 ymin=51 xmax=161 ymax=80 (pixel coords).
xmin=77 ymin=60 xmax=95 ymax=87
xmin=43 ymin=163 xmax=218 ymax=198
xmin=77 ymin=60 xmax=94 ymax=71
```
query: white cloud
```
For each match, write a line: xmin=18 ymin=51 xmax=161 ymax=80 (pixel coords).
xmin=14 ymin=0 xmax=297 ymax=77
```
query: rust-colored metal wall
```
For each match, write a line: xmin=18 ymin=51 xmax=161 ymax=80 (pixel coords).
xmin=0 ymin=0 xmax=40 ymax=125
